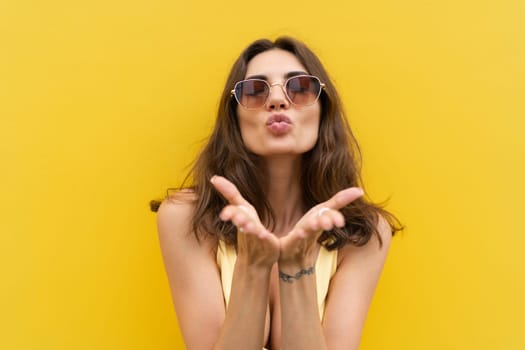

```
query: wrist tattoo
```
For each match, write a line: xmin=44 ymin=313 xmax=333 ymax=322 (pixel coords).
xmin=279 ymin=266 xmax=315 ymax=283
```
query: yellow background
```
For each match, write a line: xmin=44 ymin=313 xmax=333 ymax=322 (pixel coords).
xmin=1 ymin=0 xmax=524 ymax=349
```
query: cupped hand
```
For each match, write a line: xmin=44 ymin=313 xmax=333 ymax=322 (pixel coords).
xmin=210 ymin=175 xmax=280 ymax=267
xmin=278 ymin=187 xmax=364 ymax=267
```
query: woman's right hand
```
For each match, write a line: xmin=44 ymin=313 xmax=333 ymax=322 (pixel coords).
xmin=210 ymin=175 xmax=280 ymax=268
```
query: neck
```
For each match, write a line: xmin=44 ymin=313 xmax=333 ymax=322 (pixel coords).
xmin=262 ymin=155 xmax=305 ymax=236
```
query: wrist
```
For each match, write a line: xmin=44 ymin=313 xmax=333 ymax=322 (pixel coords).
xmin=235 ymin=256 xmax=274 ymax=274
xmin=278 ymin=266 xmax=315 ymax=283
xmin=278 ymin=255 xmax=315 ymax=270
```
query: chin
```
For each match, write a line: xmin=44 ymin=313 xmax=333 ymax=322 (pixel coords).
xmin=247 ymin=145 xmax=317 ymax=157
xmin=243 ymin=136 xmax=318 ymax=156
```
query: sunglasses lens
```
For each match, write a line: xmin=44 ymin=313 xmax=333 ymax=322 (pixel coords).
xmin=286 ymin=76 xmax=321 ymax=106
xmin=235 ymin=80 xmax=269 ymax=108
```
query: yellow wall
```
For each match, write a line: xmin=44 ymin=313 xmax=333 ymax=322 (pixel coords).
xmin=1 ymin=0 xmax=524 ymax=349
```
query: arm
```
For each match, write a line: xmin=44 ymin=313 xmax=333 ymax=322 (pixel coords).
xmin=157 ymin=178 xmax=280 ymax=349
xmin=278 ymin=190 xmax=391 ymax=350
xmin=278 ymin=188 xmax=366 ymax=350
xmin=278 ymin=256 xmax=326 ymax=350
xmin=210 ymin=175 xmax=281 ymax=349
xmin=323 ymin=215 xmax=392 ymax=350
xmin=157 ymin=198 xmax=225 ymax=349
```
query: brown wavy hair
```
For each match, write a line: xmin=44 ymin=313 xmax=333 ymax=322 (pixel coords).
xmin=151 ymin=36 xmax=402 ymax=249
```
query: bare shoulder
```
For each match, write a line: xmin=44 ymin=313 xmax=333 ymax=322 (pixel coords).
xmin=156 ymin=190 xmax=215 ymax=256
xmin=156 ymin=191 xmax=196 ymax=236
xmin=338 ymin=214 xmax=392 ymax=262
xmin=157 ymin=189 xmax=197 ymax=218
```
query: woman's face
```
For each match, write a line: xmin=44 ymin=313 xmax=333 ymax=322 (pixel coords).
xmin=236 ymin=49 xmax=321 ymax=157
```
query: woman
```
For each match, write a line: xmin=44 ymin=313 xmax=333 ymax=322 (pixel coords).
xmin=154 ymin=36 xmax=402 ymax=350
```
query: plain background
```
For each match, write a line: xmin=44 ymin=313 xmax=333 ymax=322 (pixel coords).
xmin=1 ymin=0 xmax=524 ymax=348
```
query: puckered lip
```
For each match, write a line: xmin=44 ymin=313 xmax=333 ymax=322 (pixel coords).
xmin=266 ymin=113 xmax=292 ymax=125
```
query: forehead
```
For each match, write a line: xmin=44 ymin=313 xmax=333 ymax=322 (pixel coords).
xmin=245 ymin=49 xmax=307 ymax=79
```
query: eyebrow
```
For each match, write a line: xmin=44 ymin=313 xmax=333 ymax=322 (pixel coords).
xmin=245 ymin=70 xmax=309 ymax=80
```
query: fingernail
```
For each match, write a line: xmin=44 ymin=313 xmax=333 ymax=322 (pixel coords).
xmin=210 ymin=175 xmax=217 ymax=184
xmin=358 ymin=188 xmax=364 ymax=195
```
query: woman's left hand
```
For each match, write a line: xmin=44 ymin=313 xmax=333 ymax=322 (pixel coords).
xmin=278 ymin=187 xmax=364 ymax=267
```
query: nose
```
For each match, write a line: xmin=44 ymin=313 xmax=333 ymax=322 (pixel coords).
xmin=266 ymin=82 xmax=290 ymax=110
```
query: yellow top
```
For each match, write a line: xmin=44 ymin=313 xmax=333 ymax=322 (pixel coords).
xmin=216 ymin=240 xmax=338 ymax=321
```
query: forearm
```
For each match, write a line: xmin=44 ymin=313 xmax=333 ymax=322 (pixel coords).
xmin=278 ymin=261 xmax=328 ymax=350
xmin=213 ymin=260 xmax=271 ymax=350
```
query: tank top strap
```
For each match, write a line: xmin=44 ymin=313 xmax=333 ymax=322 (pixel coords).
xmin=216 ymin=240 xmax=236 ymax=308
xmin=315 ymin=244 xmax=338 ymax=321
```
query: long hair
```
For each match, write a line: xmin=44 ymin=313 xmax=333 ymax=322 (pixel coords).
xmin=152 ymin=36 xmax=402 ymax=249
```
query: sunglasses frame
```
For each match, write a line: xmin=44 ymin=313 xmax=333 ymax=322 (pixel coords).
xmin=231 ymin=74 xmax=325 ymax=110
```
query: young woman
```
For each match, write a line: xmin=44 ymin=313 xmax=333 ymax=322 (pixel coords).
xmin=153 ymin=36 xmax=402 ymax=350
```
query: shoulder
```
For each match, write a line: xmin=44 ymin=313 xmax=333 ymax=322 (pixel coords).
xmin=338 ymin=213 xmax=392 ymax=264
xmin=156 ymin=190 xmax=218 ymax=256
xmin=156 ymin=190 xmax=210 ymax=251
xmin=156 ymin=191 xmax=196 ymax=236
xmin=374 ymin=213 xmax=393 ymax=248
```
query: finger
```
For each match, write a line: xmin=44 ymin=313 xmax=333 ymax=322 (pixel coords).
xmin=219 ymin=204 xmax=238 ymax=221
xmin=220 ymin=205 xmax=262 ymax=236
xmin=220 ymin=204 xmax=251 ymax=222
xmin=322 ymin=187 xmax=364 ymax=210
xmin=317 ymin=209 xmax=345 ymax=228
xmin=297 ymin=217 xmax=321 ymax=232
xmin=333 ymin=210 xmax=345 ymax=227
xmin=300 ymin=209 xmax=343 ymax=234
xmin=307 ymin=212 xmax=333 ymax=232
xmin=210 ymin=175 xmax=248 ymax=206
xmin=231 ymin=209 xmax=252 ymax=228
xmin=307 ymin=216 xmax=321 ymax=232
xmin=243 ymin=220 xmax=257 ymax=234
xmin=236 ymin=204 xmax=255 ymax=220
xmin=318 ymin=214 xmax=336 ymax=231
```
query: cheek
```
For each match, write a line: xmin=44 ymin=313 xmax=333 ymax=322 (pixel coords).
xmin=236 ymin=109 xmax=249 ymax=135
xmin=311 ymin=107 xmax=322 ymax=141
xmin=306 ymin=123 xmax=321 ymax=147
xmin=297 ymin=108 xmax=321 ymax=150
xmin=236 ymin=111 xmax=259 ymax=148
xmin=305 ymin=107 xmax=321 ymax=135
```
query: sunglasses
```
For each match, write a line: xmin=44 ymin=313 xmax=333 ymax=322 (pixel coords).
xmin=231 ymin=75 xmax=325 ymax=109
